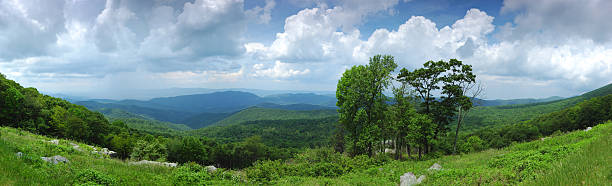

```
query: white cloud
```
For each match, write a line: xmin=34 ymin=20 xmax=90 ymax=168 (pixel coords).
xmin=253 ymin=61 xmax=310 ymax=78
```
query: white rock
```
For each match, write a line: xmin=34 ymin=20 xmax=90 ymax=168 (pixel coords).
xmin=205 ymin=165 xmax=217 ymax=173
xmin=428 ymin=163 xmax=442 ymax=171
xmin=41 ymin=155 xmax=69 ymax=164
xmin=129 ymin=160 xmax=177 ymax=167
xmin=385 ymin=148 xmax=396 ymax=154
xmin=16 ymin=152 xmax=23 ymax=158
xmin=584 ymin=127 xmax=592 ymax=131
xmin=400 ymin=172 xmax=425 ymax=186
xmin=47 ymin=139 xmax=59 ymax=145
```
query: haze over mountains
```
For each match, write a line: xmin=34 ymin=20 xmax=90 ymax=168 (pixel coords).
xmin=75 ymin=88 xmax=571 ymax=130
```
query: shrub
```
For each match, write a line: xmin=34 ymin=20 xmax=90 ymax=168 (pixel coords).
xmin=171 ymin=162 xmax=211 ymax=185
xmin=74 ymin=169 xmax=117 ymax=186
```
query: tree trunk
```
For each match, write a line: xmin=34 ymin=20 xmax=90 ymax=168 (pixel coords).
xmin=418 ymin=146 xmax=422 ymax=160
xmin=453 ymin=108 xmax=463 ymax=154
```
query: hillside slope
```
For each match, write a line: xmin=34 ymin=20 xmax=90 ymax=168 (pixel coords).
xmin=461 ymin=83 xmax=612 ymax=131
xmin=210 ymin=107 xmax=338 ymax=127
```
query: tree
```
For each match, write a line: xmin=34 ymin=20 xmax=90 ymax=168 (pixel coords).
xmin=452 ymin=81 xmax=483 ymax=154
xmin=336 ymin=55 xmax=397 ymax=157
xmin=397 ymin=59 xmax=476 ymax=154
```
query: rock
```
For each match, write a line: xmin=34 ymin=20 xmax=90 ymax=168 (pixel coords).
xmin=428 ymin=163 xmax=442 ymax=171
xmin=584 ymin=127 xmax=592 ymax=131
xmin=47 ymin=139 xmax=59 ymax=145
xmin=16 ymin=152 xmax=23 ymax=158
xmin=385 ymin=148 xmax=396 ymax=154
xmin=400 ymin=172 xmax=425 ymax=186
xmin=205 ymin=165 xmax=217 ymax=173
xmin=129 ymin=160 xmax=177 ymax=167
xmin=41 ymin=155 xmax=69 ymax=164
xmin=70 ymin=143 xmax=83 ymax=152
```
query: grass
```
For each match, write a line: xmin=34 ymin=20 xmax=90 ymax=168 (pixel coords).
xmin=523 ymin=124 xmax=612 ymax=186
xmin=0 ymin=126 xmax=175 ymax=185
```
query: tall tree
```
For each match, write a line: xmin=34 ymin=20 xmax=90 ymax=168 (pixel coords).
xmin=452 ymin=81 xmax=483 ymax=154
xmin=336 ymin=54 xmax=397 ymax=157
xmin=397 ymin=59 xmax=476 ymax=154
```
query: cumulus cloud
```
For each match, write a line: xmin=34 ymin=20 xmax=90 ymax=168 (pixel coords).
xmin=249 ymin=0 xmax=399 ymax=62
xmin=253 ymin=61 xmax=310 ymax=78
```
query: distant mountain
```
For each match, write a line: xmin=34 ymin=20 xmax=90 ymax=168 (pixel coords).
xmin=75 ymin=91 xmax=340 ymax=129
xmin=148 ymin=91 xmax=263 ymax=113
xmin=76 ymin=101 xmax=194 ymax=124
xmin=255 ymin=103 xmax=337 ymax=111
xmin=261 ymin=93 xmax=337 ymax=106
xmin=475 ymin=96 xmax=564 ymax=107
xmin=97 ymin=108 xmax=191 ymax=134
xmin=180 ymin=112 xmax=235 ymax=129
xmin=211 ymin=107 xmax=338 ymax=127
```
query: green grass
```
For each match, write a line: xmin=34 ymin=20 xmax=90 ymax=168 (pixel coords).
xmin=523 ymin=125 xmax=612 ymax=185
xmin=0 ymin=127 xmax=176 ymax=185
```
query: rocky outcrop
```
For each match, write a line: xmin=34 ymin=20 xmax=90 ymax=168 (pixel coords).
xmin=41 ymin=155 xmax=69 ymax=164
xmin=129 ymin=160 xmax=177 ymax=167
xmin=400 ymin=172 xmax=425 ymax=186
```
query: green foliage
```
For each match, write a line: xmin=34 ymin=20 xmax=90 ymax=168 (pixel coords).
xmin=192 ymin=117 xmax=337 ymax=148
xmin=74 ymin=169 xmax=118 ymax=186
xmin=211 ymin=107 xmax=337 ymax=127
xmin=171 ymin=163 xmax=212 ymax=185
xmin=130 ymin=139 xmax=167 ymax=161
xmin=460 ymin=136 xmax=485 ymax=153
xmin=336 ymin=54 xmax=397 ymax=156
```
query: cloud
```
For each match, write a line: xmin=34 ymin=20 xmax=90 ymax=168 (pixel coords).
xmin=246 ymin=0 xmax=276 ymax=24
xmin=251 ymin=0 xmax=399 ymax=62
xmin=0 ymin=0 xmax=66 ymax=60
xmin=253 ymin=61 xmax=310 ymax=78
xmin=500 ymin=0 xmax=612 ymax=43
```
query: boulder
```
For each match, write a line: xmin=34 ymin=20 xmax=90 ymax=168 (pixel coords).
xmin=385 ymin=148 xmax=396 ymax=154
xmin=428 ymin=163 xmax=442 ymax=171
xmin=41 ymin=155 xmax=69 ymax=164
xmin=584 ymin=127 xmax=592 ymax=131
xmin=47 ymin=139 xmax=59 ymax=145
xmin=205 ymin=165 xmax=217 ymax=173
xmin=400 ymin=172 xmax=425 ymax=186
xmin=129 ymin=160 xmax=177 ymax=167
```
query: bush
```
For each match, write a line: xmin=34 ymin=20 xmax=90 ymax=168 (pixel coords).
xmin=171 ymin=162 xmax=211 ymax=185
xmin=74 ymin=169 xmax=117 ymax=186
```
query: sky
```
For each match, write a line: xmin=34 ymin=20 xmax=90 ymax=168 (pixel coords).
xmin=1 ymin=0 xmax=611 ymax=100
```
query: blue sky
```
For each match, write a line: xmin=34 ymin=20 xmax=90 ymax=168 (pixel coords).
xmin=1 ymin=0 xmax=611 ymax=99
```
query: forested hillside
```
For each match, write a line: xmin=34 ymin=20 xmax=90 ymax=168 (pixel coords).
xmin=459 ymin=83 xmax=612 ymax=131
xmin=210 ymin=107 xmax=337 ymax=127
